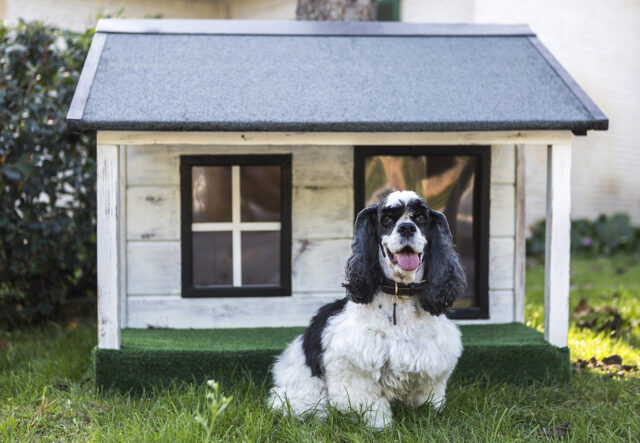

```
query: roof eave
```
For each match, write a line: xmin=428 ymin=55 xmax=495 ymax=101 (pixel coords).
xmin=94 ymin=18 xmax=535 ymax=37
xmin=67 ymin=119 xmax=608 ymax=134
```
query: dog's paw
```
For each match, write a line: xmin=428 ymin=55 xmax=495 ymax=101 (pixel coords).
xmin=363 ymin=405 xmax=392 ymax=430
xmin=267 ymin=388 xmax=286 ymax=412
xmin=430 ymin=396 xmax=445 ymax=412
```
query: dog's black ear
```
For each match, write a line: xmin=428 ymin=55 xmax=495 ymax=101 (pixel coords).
xmin=419 ymin=209 xmax=467 ymax=316
xmin=342 ymin=204 xmax=380 ymax=304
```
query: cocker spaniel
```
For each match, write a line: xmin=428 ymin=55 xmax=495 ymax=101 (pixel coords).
xmin=269 ymin=190 xmax=466 ymax=428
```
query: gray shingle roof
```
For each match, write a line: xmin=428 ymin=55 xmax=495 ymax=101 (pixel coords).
xmin=67 ymin=19 xmax=608 ymax=134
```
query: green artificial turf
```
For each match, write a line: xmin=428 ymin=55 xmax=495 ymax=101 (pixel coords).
xmin=121 ymin=327 xmax=306 ymax=352
xmin=95 ymin=323 xmax=570 ymax=391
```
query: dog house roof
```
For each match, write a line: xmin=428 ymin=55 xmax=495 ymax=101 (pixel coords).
xmin=67 ymin=19 xmax=607 ymax=134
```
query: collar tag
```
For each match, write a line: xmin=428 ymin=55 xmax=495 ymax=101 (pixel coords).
xmin=382 ymin=279 xmax=427 ymax=326
xmin=392 ymin=282 xmax=398 ymax=325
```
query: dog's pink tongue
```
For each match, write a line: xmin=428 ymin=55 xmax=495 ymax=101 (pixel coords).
xmin=396 ymin=253 xmax=420 ymax=271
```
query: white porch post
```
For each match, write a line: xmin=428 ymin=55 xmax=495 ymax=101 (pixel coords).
xmin=514 ymin=145 xmax=526 ymax=323
xmin=97 ymin=144 xmax=121 ymax=349
xmin=544 ymin=143 xmax=572 ymax=347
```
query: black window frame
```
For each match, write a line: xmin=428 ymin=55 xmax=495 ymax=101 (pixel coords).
xmin=354 ymin=146 xmax=490 ymax=319
xmin=180 ymin=154 xmax=292 ymax=298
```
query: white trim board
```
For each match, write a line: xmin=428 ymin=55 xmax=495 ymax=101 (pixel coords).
xmin=97 ymin=144 xmax=122 ymax=349
xmin=514 ymin=145 xmax=527 ymax=323
xmin=98 ymin=130 xmax=572 ymax=146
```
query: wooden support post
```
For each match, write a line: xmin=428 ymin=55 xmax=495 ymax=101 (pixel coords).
xmin=118 ymin=145 xmax=127 ymax=328
xmin=544 ymin=143 xmax=571 ymax=347
xmin=97 ymin=144 xmax=121 ymax=349
xmin=514 ymin=145 xmax=526 ymax=323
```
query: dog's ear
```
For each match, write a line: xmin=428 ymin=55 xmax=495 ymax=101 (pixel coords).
xmin=419 ymin=209 xmax=467 ymax=316
xmin=342 ymin=204 xmax=380 ymax=304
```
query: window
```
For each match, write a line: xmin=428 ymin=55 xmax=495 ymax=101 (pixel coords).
xmin=180 ymin=155 xmax=292 ymax=297
xmin=354 ymin=146 xmax=490 ymax=319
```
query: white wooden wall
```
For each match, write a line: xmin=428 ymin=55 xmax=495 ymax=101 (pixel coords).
xmin=121 ymin=143 xmax=520 ymax=328
xmin=456 ymin=144 xmax=522 ymax=325
xmin=486 ymin=145 xmax=517 ymax=323
xmin=124 ymin=144 xmax=353 ymax=328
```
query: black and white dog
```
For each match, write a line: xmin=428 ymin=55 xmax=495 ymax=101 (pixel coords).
xmin=269 ymin=191 xmax=466 ymax=428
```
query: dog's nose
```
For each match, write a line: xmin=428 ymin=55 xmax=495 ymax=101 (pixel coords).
xmin=397 ymin=222 xmax=417 ymax=238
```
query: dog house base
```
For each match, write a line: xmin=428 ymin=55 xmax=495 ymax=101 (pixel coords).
xmin=94 ymin=323 xmax=570 ymax=392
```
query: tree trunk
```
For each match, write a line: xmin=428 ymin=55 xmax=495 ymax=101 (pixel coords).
xmin=296 ymin=0 xmax=377 ymax=21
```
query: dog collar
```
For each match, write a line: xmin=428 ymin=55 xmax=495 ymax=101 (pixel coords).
xmin=379 ymin=279 xmax=426 ymax=299
xmin=379 ymin=279 xmax=426 ymax=325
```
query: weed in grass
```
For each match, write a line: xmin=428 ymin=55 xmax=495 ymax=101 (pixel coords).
xmin=195 ymin=380 xmax=233 ymax=440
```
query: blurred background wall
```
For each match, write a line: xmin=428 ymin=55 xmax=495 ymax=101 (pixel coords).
xmin=2 ymin=0 xmax=638 ymax=231
xmin=1 ymin=0 xmax=297 ymax=29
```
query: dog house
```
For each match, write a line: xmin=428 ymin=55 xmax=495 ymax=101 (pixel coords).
xmin=68 ymin=19 xmax=607 ymax=389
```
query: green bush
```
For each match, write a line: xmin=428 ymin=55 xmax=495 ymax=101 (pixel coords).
xmin=0 ymin=21 xmax=95 ymax=328
xmin=527 ymin=213 xmax=640 ymax=257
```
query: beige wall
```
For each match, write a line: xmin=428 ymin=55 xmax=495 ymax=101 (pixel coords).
xmin=402 ymin=0 xmax=474 ymax=22
xmin=4 ymin=0 xmax=296 ymax=30
xmin=229 ymin=0 xmax=296 ymax=20
xmin=6 ymin=0 xmax=224 ymax=30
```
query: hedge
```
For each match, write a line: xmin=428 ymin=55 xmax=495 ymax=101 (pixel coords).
xmin=0 ymin=21 xmax=95 ymax=328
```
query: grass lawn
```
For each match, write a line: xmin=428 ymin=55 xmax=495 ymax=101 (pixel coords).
xmin=1 ymin=254 xmax=639 ymax=441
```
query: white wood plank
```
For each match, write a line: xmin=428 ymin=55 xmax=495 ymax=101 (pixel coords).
xmin=127 ymin=294 xmax=343 ymax=328
xmin=99 ymin=130 xmax=573 ymax=146
xmin=490 ymin=145 xmax=516 ymax=184
xmin=126 ymin=144 xmax=353 ymax=188
xmin=489 ymin=237 xmax=515 ymax=290
xmin=489 ymin=289 xmax=515 ymax=323
xmin=127 ymin=241 xmax=181 ymax=294
xmin=514 ymin=145 xmax=526 ymax=323
xmin=292 ymin=147 xmax=353 ymax=187
xmin=292 ymin=238 xmax=352 ymax=293
xmin=127 ymin=145 xmax=179 ymax=186
xmin=489 ymin=184 xmax=515 ymax=237
xmin=293 ymin=186 xmax=353 ymax=239
xmin=126 ymin=187 xmax=180 ymax=240
xmin=97 ymin=144 xmax=121 ymax=349
xmin=118 ymin=145 xmax=127 ymax=329
xmin=544 ymin=143 xmax=572 ymax=347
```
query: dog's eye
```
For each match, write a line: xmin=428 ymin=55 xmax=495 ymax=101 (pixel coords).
xmin=415 ymin=214 xmax=427 ymax=223
xmin=381 ymin=216 xmax=393 ymax=226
